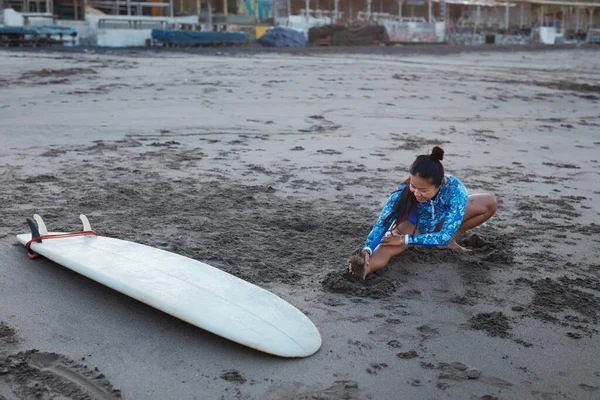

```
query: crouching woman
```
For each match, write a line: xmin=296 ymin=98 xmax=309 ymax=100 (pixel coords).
xmin=349 ymin=146 xmax=497 ymax=279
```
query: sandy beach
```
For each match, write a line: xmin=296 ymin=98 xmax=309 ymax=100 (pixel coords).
xmin=0 ymin=46 xmax=599 ymax=399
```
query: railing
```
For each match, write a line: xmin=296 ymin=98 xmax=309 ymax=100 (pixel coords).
xmin=97 ymin=17 xmax=170 ymax=29
xmin=86 ymin=0 xmax=173 ymax=17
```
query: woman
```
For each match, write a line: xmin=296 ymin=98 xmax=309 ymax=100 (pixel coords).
xmin=349 ymin=146 xmax=497 ymax=280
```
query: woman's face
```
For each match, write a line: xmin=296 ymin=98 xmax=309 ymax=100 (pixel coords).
xmin=409 ymin=174 xmax=439 ymax=203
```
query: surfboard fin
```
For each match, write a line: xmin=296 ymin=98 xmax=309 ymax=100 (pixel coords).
xmin=80 ymin=214 xmax=92 ymax=232
xmin=26 ymin=217 xmax=42 ymax=243
xmin=33 ymin=214 xmax=48 ymax=236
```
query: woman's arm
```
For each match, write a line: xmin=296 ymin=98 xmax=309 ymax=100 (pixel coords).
xmin=363 ymin=189 xmax=401 ymax=254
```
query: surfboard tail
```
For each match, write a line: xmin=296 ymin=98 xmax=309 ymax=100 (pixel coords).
xmin=23 ymin=214 xmax=99 ymax=259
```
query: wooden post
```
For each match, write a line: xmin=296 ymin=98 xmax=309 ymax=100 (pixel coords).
xmin=334 ymin=0 xmax=338 ymax=22
xmin=541 ymin=5 xmax=545 ymax=25
xmin=428 ymin=0 xmax=432 ymax=23
xmin=520 ymin=3 xmax=524 ymax=28
xmin=223 ymin=0 xmax=228 ymax=15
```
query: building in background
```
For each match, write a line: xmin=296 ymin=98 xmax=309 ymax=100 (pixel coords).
xmin=1 ymin=0 xmax=599 ymax=46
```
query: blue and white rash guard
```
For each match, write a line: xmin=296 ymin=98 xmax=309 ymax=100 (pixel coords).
xmin=363 ymin=175 xmax=468 ymax=254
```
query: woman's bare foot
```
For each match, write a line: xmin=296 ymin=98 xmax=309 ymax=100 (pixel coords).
xmin=348 ymin=248 xmax=371 ymax=280
xmin=446 ymin=241 xmax=471 ymax=252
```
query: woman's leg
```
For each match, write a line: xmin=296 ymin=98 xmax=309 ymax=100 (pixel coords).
xmin=359 ymin=194 xmax=496 ymax=277
xmin=366 ymin=220 xmax=420 ymax=275
xmin=447 ymin=194 xmax=497 ymax=251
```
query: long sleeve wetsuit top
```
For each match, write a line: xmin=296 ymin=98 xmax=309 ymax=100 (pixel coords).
xmin=363 ymin=175 xmax=468 ymax=254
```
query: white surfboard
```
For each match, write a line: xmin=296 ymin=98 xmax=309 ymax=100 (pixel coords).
xmin=16 ymin=215 xmax=321 ymax=358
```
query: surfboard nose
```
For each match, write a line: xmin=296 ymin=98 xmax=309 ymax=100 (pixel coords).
xmin=281 ymin=323 xmax=322 ymax=358
xmin=249 ymin=323 xmax=322 ymax=358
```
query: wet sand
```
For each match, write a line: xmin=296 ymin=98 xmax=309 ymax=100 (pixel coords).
xmin=0 ymin=47 xmax=599 ymax=399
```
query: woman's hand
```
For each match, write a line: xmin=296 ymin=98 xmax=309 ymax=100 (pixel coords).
xmin=362 ymin=252 xmax=370 ymax=274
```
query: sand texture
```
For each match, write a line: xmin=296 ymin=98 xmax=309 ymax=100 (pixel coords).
xmin=0 ymin=47 xmax=599 ymax=399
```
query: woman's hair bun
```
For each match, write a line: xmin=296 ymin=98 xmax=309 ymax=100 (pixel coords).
xmin=430 ymin=146 xmax=444 ymax=161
